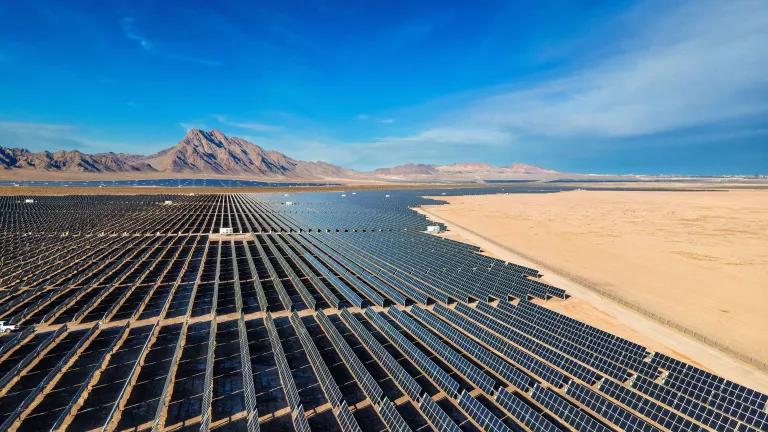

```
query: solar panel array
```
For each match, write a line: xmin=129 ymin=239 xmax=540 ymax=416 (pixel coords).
xmin=0 ymin=190 xmax=765 ymax=431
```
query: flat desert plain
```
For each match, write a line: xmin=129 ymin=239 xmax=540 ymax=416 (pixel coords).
xmin=420 ymin=189 xmax=768 ymax=386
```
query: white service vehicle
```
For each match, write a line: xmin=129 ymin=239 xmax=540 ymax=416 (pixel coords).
xmin=0 ymin=321 xmax=16 ymax=333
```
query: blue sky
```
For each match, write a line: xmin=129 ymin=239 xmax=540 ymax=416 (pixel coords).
xmin=0 ymin=0 xmax=766 ymax=174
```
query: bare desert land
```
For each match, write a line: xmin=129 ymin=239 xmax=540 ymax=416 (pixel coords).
xmin=420 ymin=189 xmax=768 ymax=387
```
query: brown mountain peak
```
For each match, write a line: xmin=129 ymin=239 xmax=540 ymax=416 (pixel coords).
xmin=142 ymin=129 xmax=344 ymax=178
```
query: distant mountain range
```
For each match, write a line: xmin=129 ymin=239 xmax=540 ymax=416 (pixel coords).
xmin=373 ymin=162 xmax=555 ymax=177
xmin=0 ymin=129 xmax=556 ymax=181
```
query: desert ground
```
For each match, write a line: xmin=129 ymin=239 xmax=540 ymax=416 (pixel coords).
xmin=419 ymin=189 xmax=768 ymax=391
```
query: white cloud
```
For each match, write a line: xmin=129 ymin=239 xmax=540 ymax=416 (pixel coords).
xmin=120 ymin=17 xmax=222 ymax=67
xmin=178 ymin=122 xmax=206 ymax=131
xmin=455 ymin=0 xmax=768 ymax=139
xmin=76 ymin=1 xmax=768 ymax=170
xmin=213 ymin=115 xmax=281 ymax=132
xmin=277 ymin=0 xmax=768 ymax=170
xmin=120 ymin=17 xmax=153 ymax=52
xmin=0 ymin=121 xmax=80 ymax=150
xmin=169 ymin=54 xmax=222 ymax=68
xmin=394 ymin=127 xmax=510 ymax=145
xmin=250 ymin=126 xmax=513 ymax=170
xmin=355 ymin=114 xmax=397 ymax=124
xmin=10 ymin=1 xmax=760 ymax=172
xmin=0 ymin=120 xmax=153 ymax=154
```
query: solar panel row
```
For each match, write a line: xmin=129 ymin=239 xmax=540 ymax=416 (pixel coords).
xmin=1 ymin=191 xmax=765 ymax=432
xmin=364 ymin=308 xmax=460 ymax=398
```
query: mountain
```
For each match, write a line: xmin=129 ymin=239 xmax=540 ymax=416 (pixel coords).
xmin=373 ymin=163 xmax=437 ymax=176
xmin=0 ymin=147 xmax=155 ymax=173
xmin=144 ymin=129 xmax=348 ymax=178
xmin=504 ymin=163 xmax=555 ymax=174
xmin=0 ymin=129 xmax=348 ymax=179
xmin=369 ymin=162 xmax=556 ymax=180
xmin=0 ymin=129 xmax=556 ymax=181
xmin=436 ymin=162 xmax=494 ymax=172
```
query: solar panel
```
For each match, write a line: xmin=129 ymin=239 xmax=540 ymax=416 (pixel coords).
xmin=262 ymin=235 xmax=317 ymax=310
xmin=289 ymin=312 xmax=343 ymax=406
xmin=416 ymin=304 xmax=532 ymax=391
xmin=652 ymin=352 xmax=768 ymax=428
xmin=379 ymin=397 xmax=412 ymax=432
xmin=299 ymin=235 xmax=386 ymax=306
xmin=530 ymin=384 xmax=611 ymax=432
xmin=315 ymin=310 xmax=383 ymax=405
xmin=446 ymin=303 xmax=567 ymax=387
xmin=387 ymin=307 xmax=497 ymax=394
xmin=237 ymin=317 xmax=260 ymax=430
xmin=303 ymin=253 xmax=364 ymax=308
xmin=364 ymin=308 xmax=460 ymax=398
xmin=275 ymin=234 xmax=340 ymax=308
xmin=457 ymin=389 xmax=513 ymax=432
xmin=599 ymin=379 xmax=708 ymax=432
xmin=498 ymin=301 xmax=657 ymax=379
xmin=199 ymin=319 xmax=217 ymax=431
xmin=2 ymin=191 xmax=765 ymax=432
xmin=494 ymin=387 xmax=561 ymax=432
xmin=631 ymin=375 xmax=738 ymax=431
xmin=566 ymin=381 xmax=662 ymax=432
xmin=264 ymin=313 xmax=301 ymax=409
xmin=418 ymin=393 xmax=462 ymax=432
xmin=339 ymin=309 xmax=422 ymax=401
xmin=475 ymin=302 xmax=603 ymax=385
xmin=292 ymin=405 xmax=311 ymax=432
xmin=336 ymin=401 xmax=364 ymax=432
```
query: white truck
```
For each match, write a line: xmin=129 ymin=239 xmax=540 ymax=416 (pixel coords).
xmin=0 ymin=321 xmax=16 ymax=333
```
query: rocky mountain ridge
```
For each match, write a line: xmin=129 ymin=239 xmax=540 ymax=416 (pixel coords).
xmin=1 ymin=129 xmax=556 ymax=180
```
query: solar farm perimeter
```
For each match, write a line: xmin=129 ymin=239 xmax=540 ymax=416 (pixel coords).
xmin=0 ymin=190 xmax=766 ymax=432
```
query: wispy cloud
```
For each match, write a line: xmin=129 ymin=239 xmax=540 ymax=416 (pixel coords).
xmin=120 ymin=17 xmax=153 ymax=52
xmin=0 ymin=120 xmax=141 ymax=154
xmin=439 ymin=1 xmax=768 ymax=140
xmin=178 ymin=122 xmax=207 ymax=131
xmin=169 ymin=54 xmax=223 ymax=68
xmin=314 ymin=0 xmax=768 ymax=171
xmin=248 ymin=126 xmax=512 ymax=170
xmin=356 ymin=114 xmax=396 ymax=124
xmin=378 ymin=127 xmax=511 ymax=146
xmin=120 ymin=17 xmax=222 ymax=67
xmin=130 ymin=1 xmax=768 ymax=171
xmin=213 ymin=115 xmax=282 ymax=132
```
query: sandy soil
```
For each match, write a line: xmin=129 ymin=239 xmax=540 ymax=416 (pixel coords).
xmin=419 ymin=189 xmax=768 ymax=391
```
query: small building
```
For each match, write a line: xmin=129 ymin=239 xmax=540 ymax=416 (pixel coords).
xmin=426 ymin=225 xmax=443 ymax=233
xmin=219 ymin=227 xmax=234 ymax=235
